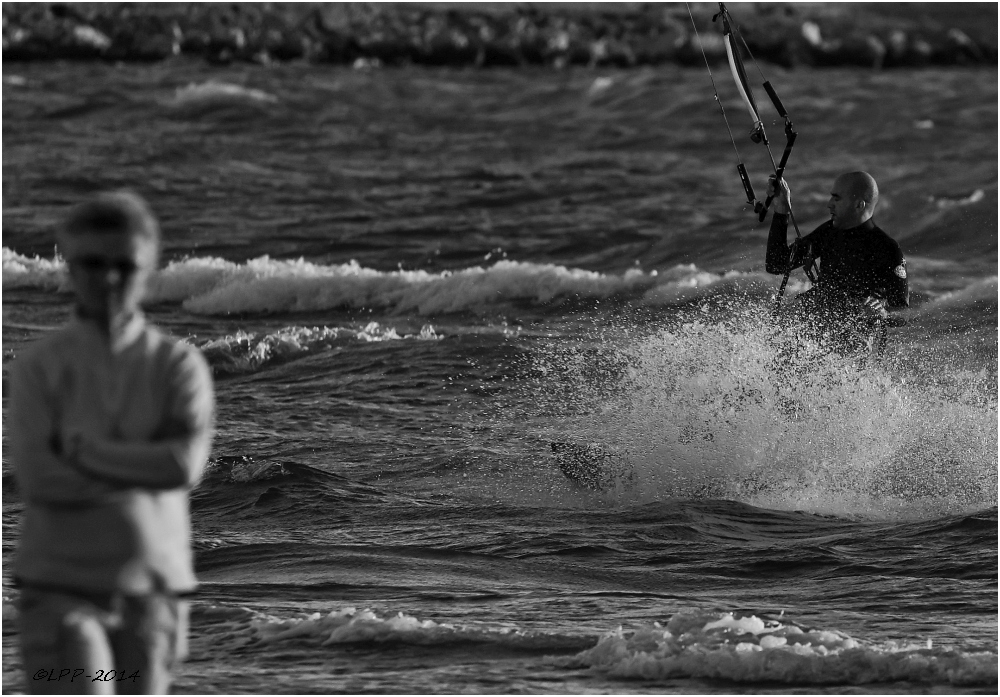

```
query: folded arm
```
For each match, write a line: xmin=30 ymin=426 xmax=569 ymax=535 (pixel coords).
xmin=70 ymin=348 xmax=215 ymax=489
xmin=10 ymin=358 xmax=122 ymax=505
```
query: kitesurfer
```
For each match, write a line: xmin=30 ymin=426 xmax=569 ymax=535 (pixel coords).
xmin=765 ymin=171 xmax=909 ymax=355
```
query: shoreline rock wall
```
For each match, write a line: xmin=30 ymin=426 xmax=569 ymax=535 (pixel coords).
xmin=3 ymin=3 xmax=996 ymax=69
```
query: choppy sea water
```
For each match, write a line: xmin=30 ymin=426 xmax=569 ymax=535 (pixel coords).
xmin=2 ymin=61 xmax=997 ymax=693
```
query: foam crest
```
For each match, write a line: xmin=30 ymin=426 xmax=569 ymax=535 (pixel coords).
xmin=3 ymin=248 xmax=787 ymax=315
xmin=918 ymin=275 xmax=998 ymax=310
xmin=197 ymin=323 xmax=440 ymax=375
xmin=250 ymin=606 xmax=575 ymax=650
xmin=934 ymin=188 xmax=985 ymax=209
xmin=151 ymin=255 xmax=240 ymax=302
xmin=204 ymin=456 xmax=290 ymax=483
xmin=169 ymin=257 xmax=661 ymax=315
xmin=537 ymin=307 xmax=997 ymax=519
xmin=2 ymin=248 xmax=67 ymax=290
xmin=254 ymin=607 xmax=459 ymax=646
xmin=576 ymin=610 xmax=997 ymax=685
xmin=172 ymin=81 xmax=278 ymax=105
xmin=640 ymin=268 xmax=799 ymax=306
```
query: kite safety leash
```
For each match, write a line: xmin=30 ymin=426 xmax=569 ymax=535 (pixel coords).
xmin=684 ymin=2 xmax=754 ymax=206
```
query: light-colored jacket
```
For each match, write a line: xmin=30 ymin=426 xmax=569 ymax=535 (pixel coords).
xmin=10 ymin=314 xmax=214 ymax=594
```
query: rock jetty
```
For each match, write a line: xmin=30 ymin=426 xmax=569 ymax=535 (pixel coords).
xmin=3 ymin=3 xmax=996 ymax=69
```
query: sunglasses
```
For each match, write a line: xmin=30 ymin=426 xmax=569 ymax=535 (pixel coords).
xmin=69 ymin=256 xmax=140 ymax=275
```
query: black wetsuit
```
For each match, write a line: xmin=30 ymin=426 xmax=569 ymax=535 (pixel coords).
xmin=766 ymin=214 xmax=909 ymax=353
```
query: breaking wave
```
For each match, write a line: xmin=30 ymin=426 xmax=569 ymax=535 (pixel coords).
xmin=249 ymin=605 xmax=587 ymax=652
xmin=574 ymin=610 xmax=997 ymax=686
xmin=2 ymin=247 xmax=65 ymax=290
xmin=213 ymin=604 xmax=997 ymax=686
xmin=172 ymin=81 xmax=279 ymax=106
xmin=0 ymin=247 xmax=865 ymax=316
xmin=7 ymin=249 xmax=993 ymax=319
xmin=195 ymin=323 xmax=441 ymax=375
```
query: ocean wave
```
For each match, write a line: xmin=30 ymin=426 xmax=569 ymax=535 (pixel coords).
xmin=171 ymin=81 xmax=278 ymax=106
xmin=2 ymin=248 xmax=787 ymax=315
xmin=1 ymin=247 xmax=67 ymax=290
xmin=640 ymin=268 xmax=811 ymax=306
xmin=221 ymin=604 xmax=999 ymax=685
xmin=164 ymin=256 xmax=658 ymax=314
xmin=203 ymin=456 xmax=292 ymax=484
xmin=196 ymin=323 xmax=441 ymax=375
xmin=907 ymin=275 xmax=998 ymax=335
xmin=918 ymin=275 xmax=998 ymax=310
xmin=575 ymin=610 xmax=997 ymax=685
xmin=193 ymin=459 xmax=398 ymax=520
xmin=251 ymin=606 xmax=587 ymax=652
xmin=933 ymin=188 xmax=986 ymax=209
xmin=5 ymin=248 xmax=994 ymax=320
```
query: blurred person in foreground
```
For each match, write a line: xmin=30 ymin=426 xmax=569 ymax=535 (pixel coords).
xmin=9 ymin=191 xmax=214 ymax=694
xmin=765 ymin=171 xmax=909 ymax=356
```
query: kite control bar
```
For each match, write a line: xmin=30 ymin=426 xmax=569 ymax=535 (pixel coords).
xmin=755 ymin=82 xmax=797 ymax=221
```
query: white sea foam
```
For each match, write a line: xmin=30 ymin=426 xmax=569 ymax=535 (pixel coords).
xmin=198 ymin=323 xmax=440 ymax=374
xmin=3 ymin=248 xmax=992 ymax=326
xmin=172 ymin=81 xmax=278 ymax=105
xmin=1 ymin=248 xmax=67 ymax=290
xmin=639 ymin=267 xmax=792 ymax=306
xmin=167 ymin=257 xmax=660 ymax=314
xmin=151 ymin=255 xmax=239 ymax=302
xmin=2 ymin=248 xmax=786 ymax=314
xmin=529 ymin=308 xmax=997 ymax=519
xmin=250 ymin=606 xmax=571 ymax=650
xmin=917 ymin=275 xmax=998 ymax=309
xmin=576 ymin=610 xmax=997 ymax=685
xmin=254 ymin=607 xmax=463 ymax=646
xmin=934 ymin=188 xmax=986 ymax=209
xmin=239 ymin=605 xmax=997 ymax=685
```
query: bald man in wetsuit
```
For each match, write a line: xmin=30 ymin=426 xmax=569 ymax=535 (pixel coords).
xmin=765 ymin=171 xmax=909 ymax=354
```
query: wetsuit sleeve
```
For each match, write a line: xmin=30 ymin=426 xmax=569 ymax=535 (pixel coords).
xmin=72 ymin=346 xmax=215 ymax=490
xmin=765 ymin=213 xmax=821 ymax=274
xmin=9 ymin=355 xmax=122 ymax=504
xmin=881 ymin=241 xmax=909 ymax=310
xmin=765 ymin=213 xmax=790 ymax=274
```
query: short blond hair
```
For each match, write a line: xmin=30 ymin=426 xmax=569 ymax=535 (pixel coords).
xmin=60 ymin=190 xmax=160 ymax=244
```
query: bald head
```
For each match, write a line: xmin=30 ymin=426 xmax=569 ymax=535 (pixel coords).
xmin=838 ymin=172 xmax=879 ymax=209
xmin=828 ymin=171 xmax=879 ymax=229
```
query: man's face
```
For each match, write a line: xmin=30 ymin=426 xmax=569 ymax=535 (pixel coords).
xmin=61 ymin=232 xmax=156 ymax=324
xmin=827 ymin=177 xmax=862 ymax=230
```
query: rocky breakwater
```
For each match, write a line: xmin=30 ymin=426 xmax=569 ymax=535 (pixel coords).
xmin=2 ymin=3 xmax=996 ymax=69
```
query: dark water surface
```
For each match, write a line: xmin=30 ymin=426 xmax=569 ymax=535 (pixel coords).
xmin=3 ymin=61 xmax=997 ymax=693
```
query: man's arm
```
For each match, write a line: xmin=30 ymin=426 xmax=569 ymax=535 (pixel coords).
xmin=863 ymin=238 xmax=909 ymax=322
xmin=9 ymin=356 xmax=123 ymax=504
xmin=764 ymin=177 xmax=817 ymax=275
xmin=883 ymin=243 xmax=909 ymax=310
xmin=765 ymin=213 xmax=822 ymax=276
xmin=765 ymin=213 xmax=792 ymax=274
xmin=70 ymin=346 xmax=215 ymax=490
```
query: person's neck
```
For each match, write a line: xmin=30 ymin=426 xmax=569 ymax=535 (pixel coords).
xmin=77 ymin=306 xmax=138 ymax=340
xmin=834 ymin=216 xmax=873 ymax=231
